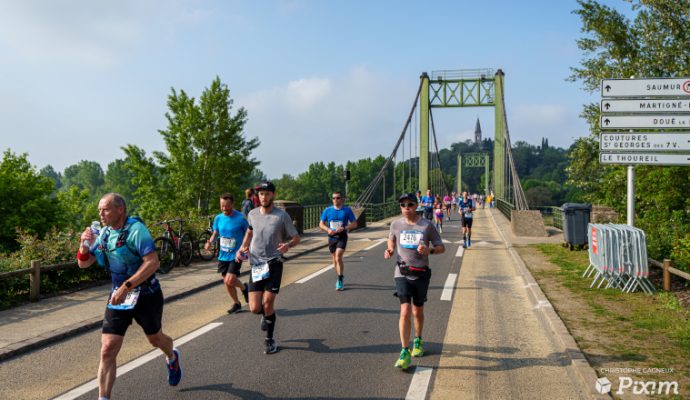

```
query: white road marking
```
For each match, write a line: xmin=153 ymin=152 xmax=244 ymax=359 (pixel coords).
xmin=405 ymin=366 xmax=433 ymax=400
xmin=455 ymin=246 xmax=465 ymax=258
xmin=364 ymin=239 xmax=386 ymax=251
xmin=296 ymin=264 xmax=334 ymax=284
xmin=440 ymin=273 xmax=458 ymax=301
xmin=53 ymin=322 xmax=223 ymax=400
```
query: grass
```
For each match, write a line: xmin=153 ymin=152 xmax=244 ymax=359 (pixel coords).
xmin=524 ymin=243 xmax=690 ymax=396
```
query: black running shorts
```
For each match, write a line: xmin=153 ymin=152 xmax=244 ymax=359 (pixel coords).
xmin=248 ymin=261 xmax=283 ymax=294
xmin=395 ymin=275 xmax=431 ymax=307
xmin=328 ymin=236 xmax=348 ymax=254
xmin=102 ymin=289 xmax=164 ymax=336
xmin=461 ymin=217 xmax=473 ymax=228
xmin=218 ymin=260 xmax=242 ymax=276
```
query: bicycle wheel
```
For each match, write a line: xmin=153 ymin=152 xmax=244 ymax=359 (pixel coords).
xmin=155 ymin=237 xmax=176 ymax=274
xmin=197 ymin=231 xmax=216 ymax=261
xmin=179 ymin=233 xmax=194 ymax=266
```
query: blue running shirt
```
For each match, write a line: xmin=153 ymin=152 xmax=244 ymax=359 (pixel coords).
xmin=320 ymin=206 xmax=357 ymax=237
xmin=213 ymin=211 xmax=249 ymax=261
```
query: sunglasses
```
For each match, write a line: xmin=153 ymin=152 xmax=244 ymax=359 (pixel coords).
xmin=332 ymin=196 xmax=342 ymax=200
xmin=399 ymin=202 xmax=417 ymax=208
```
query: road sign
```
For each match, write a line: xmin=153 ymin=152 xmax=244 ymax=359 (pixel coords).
xmin=600 ymin=115 xmax=690 ymax=129
xmin=600 ymin=132 xmax=690 ymax=151
xmin=602 ymin=78 xmax=690 ymax=97
xmin=600 ymin=99 xmax=690 ymax=113
xmin=600 ymin=152 xmax=690 ymax=166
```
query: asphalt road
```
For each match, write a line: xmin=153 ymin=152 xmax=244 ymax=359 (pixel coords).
xmin=2 ymin=217 xmax=462 ymax=400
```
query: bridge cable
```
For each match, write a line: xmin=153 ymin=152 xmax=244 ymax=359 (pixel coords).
xmin=354 ymin=79 xmax=424 ymax=208
xmin=498 ymin=77 xmax=529 ymax=210
xmin=429 ymin=107 xmax=452 ymax=195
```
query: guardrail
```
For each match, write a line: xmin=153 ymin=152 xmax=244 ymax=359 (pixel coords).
xmin=495 ymin=199 xmax=514 ymax=220
xmin=531 ymin=206 xmax=563 ymax=230
xmin=648 ymin=258 xmax=690 ymax=291
xmin=0 ymin=260 xmax=78 ymax=302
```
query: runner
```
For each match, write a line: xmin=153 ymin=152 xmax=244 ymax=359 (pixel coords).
xmin=420 ymin=189 xmax=434 ymax=220
xmin=77 ymin=193 xmax=181 ymax=400
xmin=384 ymin=193 xmax=445 ymax=370
xmin=443 ymin=193 xmax=452 ymax=221
xmin=319 ymin=191 xmax=358 ymax=291
xmin=205 ymin=193 xmax=250 ymax=314
xmin=458 ymin=191 xmax=476 ymax=248
xmin=237 ymin=181 xmax=300 ymax=354
xmin=433 ymin=197 xmax=445 ymax=233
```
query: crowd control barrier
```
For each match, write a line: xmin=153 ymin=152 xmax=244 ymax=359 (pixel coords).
xmin=583 ymin=224 xmax=655 ymax=294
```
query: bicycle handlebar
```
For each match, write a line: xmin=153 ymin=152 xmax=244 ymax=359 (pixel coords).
xmin=154 ymin=218 xmax=187 ymax=225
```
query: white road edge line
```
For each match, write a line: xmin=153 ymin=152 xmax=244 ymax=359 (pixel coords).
xmin=455 ymin=246 xmax=464 ymax=258
xmin=440 ymin=273 xmax=458 ymax=301
xmin=296 ymin=264 xmax=333 ymax=284
xmin=405 ymin=366 xmax=433 ymax=400
xmin=53 ymin=322 xmax=224 ymax=400
xmin=364 ymin=239 xmax=386 ymax=251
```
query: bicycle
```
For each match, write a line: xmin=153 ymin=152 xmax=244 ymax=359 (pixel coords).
xmin=153 ymin=219 xmax=194 ymax=274
xmin=196 ymin=216 xmax=217 ymax=261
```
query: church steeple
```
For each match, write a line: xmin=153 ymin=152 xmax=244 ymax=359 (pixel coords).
xmin=474 ymin=118 xmax=482 ymax=144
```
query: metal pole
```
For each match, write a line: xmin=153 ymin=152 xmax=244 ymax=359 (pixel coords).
xmin=419 ymin=73 xmax=430 ymax=192
xmin=627 ymin=165 xmax=635 ymax=226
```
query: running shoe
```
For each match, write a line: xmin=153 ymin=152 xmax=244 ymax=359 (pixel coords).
xmin=462 ymin=241 xmax=467 ymax=249
xmin=467 ymin=239 xmax=471 ymax=248
xmin=260 ymin=315 xmax=268 ymax=331
xmin=227 ymin=302 xmax=241 ymax=314
xmin=412 ymin=337 xmax=424 ymax=357
xmin=166 ymin=348 xmax=182 ymax=386
xmin=439 ymin=226 xmax=443 ymax=234
xmin=335 ymin=278 xmax=344 ymax=291
xmin=242 ymin=283 xmax=249 ymax=304
xmin=394 ymin=348 xmax=411 ymax=370
xmin=264 ymin=338 xmax=279 ymax=354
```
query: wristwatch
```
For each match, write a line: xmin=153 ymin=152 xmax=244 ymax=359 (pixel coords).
xmin=124 ymin=280 xmax=133 ymax=289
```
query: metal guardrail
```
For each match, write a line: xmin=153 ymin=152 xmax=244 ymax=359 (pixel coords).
xmin=496 ymin=199 xmax=514 ymax=220
xmin=303 ymin=202 xmax=399 ymax=231
xmin=531 ymin=206 xmax=563 ymax=230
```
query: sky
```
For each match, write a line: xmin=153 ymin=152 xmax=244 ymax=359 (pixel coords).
xmin=0 ymin=0 xmax=622 ymax=179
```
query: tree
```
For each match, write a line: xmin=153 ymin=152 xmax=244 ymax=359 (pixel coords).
xmin=0 ymin=151 xmax=63 ymax=251
xmin=40 ymin=165 xmax=62 ymax=190
xmin=568 ymin=0 xmax=690 ymax=259
xmin=156 ymin=77 xmax=260 ymax=215
xmin=103 ymin=159 xmax=137 ymax=205
xmin=62 ymin=160 xmax=105 ymax=195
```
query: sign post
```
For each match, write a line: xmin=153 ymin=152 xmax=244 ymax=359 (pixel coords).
xmin=600 ymin=77 xmax=690 ymax=226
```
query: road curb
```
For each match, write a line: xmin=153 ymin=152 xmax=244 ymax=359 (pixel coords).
xmin=488 ymin=210 xmax=610 ymax=399
xmin=0 ymin=239 xmax=331 ymax=362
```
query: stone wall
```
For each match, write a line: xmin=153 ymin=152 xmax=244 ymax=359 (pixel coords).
xmin=591 ymin=205 xmax=619 ymax=223
xmin=511 ymin=210 xmax=548 ymax=237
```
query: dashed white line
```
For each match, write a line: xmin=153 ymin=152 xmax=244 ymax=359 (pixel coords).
xmin=440 ymin=273 xmax=458 ymax=301
xmin=364 ymin=239 xmax=386 ymax=251
xmin=405 ymin=366 xmax=433 ymax=400
xmin=53 ymin=322 xmax=223 ymax=400
xmin=455 ymin=246 xmax=465 ymax=258
xmin=296 ymin=264 xmax=334 ymax=284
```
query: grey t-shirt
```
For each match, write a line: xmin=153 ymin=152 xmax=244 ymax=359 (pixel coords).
xmin=388 ymin=216 xmax=443 ymax=279
xmin=247 ymin=206 xmax=299 ymax=264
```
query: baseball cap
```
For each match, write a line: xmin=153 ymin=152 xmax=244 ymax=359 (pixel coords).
xmin=398 ymin=192 xmax=418 ymax=203
xmin=256 ymin=181 xmax=276 ymax=193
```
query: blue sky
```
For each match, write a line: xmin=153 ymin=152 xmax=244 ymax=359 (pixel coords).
xmin=0 ymin=0 xmax=621 ymax=178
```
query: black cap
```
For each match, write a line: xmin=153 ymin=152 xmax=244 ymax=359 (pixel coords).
xmin=398 ymin=192 xmax=417 ymax=203
xmin=256 ymin=181 xmax=276 ymax=193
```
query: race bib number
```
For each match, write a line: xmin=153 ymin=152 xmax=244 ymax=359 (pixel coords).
xmin=107 ymin=287 xmax=140 ymax=310
xmin=464 ymin=212 xmax=473 ymax=219
xmin=251 ymin=263 xmax=270 ymax=282
xmin=400 ymin=230 xmax=423 ymax=249
xmin=220 ymin=237 xmax=237 ymax=252
xmin=329 ymin=220 xmax=343 ymax=230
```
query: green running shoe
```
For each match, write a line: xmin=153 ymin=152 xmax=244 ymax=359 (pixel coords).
xmin=412 ymin=337 xmax=424 ymax=357
xmin=394 ymin=348 xmax=411 ymax=370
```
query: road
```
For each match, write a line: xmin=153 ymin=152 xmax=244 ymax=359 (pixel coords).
xmin=0 ymin=210 xmax=592 ymax=400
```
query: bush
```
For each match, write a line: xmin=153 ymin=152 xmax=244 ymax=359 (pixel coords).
xmin=671 ymin=235 xmax=690 ymax=274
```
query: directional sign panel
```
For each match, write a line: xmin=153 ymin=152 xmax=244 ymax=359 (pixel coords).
xmin=600 ymin=115 xmax=690 ymax=129
xmin=600 ymin=132 xmax=690 ymax=151
xmin=600 ymin=99 xmax=690 ymax=113
xmin=602 ymin=78 xmax=690 ymax=97
xmin=600 ymin=152 xmax=690 ymax=166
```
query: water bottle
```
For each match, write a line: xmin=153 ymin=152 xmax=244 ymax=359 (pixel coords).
xmin=84 ymin=220 xmax=101 ymax=248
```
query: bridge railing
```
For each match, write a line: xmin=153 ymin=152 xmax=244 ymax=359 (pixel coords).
xmin=303 ymin=202 xmax=399 ymax=231
xmin=496 ymin=199 xmax=514 ymax=220
xmin=530 ymin=206 xmax=563 ymax=230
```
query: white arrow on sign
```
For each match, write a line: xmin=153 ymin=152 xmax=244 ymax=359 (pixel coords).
xmin=601 ymin=99 xmax=690 ymax=113
xmin=602 ymin=78 xmax=690 ymax=97
xmin=600 ymin=152 xmax=690 ymax=166
xmin=600 ymin=132 xmax=690 ymax=151
xmin=600 ymin=115 xmax=690 ymax=129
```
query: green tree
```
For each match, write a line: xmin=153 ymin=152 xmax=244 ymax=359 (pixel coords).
xmin=103 ymin=159 xmax=137 ymax=205
xmin=156 ymin=77 xmax=259 ymax=214
xmin=40 ymin=165 xmax=62 ymax=191
xmin=0 ymin=151 xmax=63 ymax=251
xmin=62 ymin=160 xmax=105 ymax=195
xmin=568 ymin=0 xmax=690 ymax=259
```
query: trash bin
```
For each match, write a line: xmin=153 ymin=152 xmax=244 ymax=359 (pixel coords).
xmin=273 ymin=201 xmax=304 ymax=234
xmin=561 ymin=203 xmax=592 ymax=248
